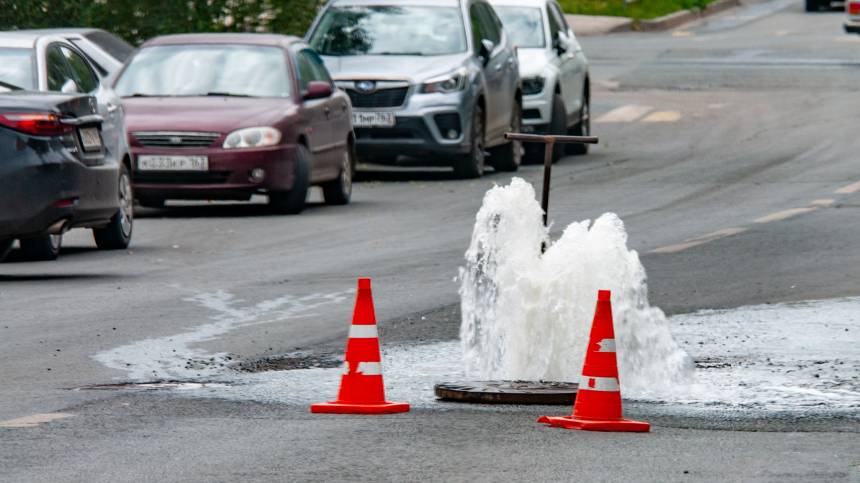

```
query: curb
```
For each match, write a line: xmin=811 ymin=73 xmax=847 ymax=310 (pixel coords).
xmin=634 ymin=0 xmax=741 ymax=31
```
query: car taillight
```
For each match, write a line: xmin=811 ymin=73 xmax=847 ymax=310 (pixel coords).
xmin=850 ymin=1 xmax=860 ymax=14
xmin=0 ymin=113 xmax=74 ymax=136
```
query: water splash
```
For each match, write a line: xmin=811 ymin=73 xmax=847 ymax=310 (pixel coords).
xmin=459 ymin=178 xmax=694 ymax=395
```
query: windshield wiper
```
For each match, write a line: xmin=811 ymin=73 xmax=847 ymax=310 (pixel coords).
xmin=205 ymin=92 xmax=250 ymax=97
xmin=0 ymin=80 xmax=23 ymax=91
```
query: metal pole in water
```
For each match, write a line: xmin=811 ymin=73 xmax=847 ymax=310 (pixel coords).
xmin=503 ymin=133 xmax=599 ymax=251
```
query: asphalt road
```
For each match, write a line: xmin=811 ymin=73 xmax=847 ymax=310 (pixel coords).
xmin=2 ymin=3 xmax=860 ymax=481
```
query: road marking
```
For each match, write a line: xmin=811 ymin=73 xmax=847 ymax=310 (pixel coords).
xmin=810 ymin=199 xmax=835 ymax=207
xmin=642 ymin=110 xmax=682 ymax=122
xmin=774 ymin=30 xmax=791 ymax=37
xmin=648 ymin=227 xmax=747 ymax=253
xmin=0 ymin=413 xmax=74 ymax=428
xmin=672 ymin=31 xmax=693 ymax=36
xmin=594 ymin=105 xmax=652 ymax=123
xmin=834 ymin=180 xmax=860 ymax=194
xmin=754 ymin=207 xmax=816 ymax=223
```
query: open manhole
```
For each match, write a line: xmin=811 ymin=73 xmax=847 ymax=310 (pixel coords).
xmin=434 ymin=380 xmax=578 ymax=405
xmin=74 ymin=382 xmax=227 ymax=391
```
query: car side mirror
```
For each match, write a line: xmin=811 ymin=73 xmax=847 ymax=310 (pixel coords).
xmin=479 ymin=39 xmax=495 ymax=66
xmin=553 ymin=35 xmax=567 ymax=56
xmin=61 ymin=79 xmax=79 ymax=94
xmin=303 ymin=81 xmax=333 ymax=101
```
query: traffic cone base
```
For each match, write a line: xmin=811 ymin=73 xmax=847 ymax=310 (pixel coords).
xmin=538 ymin=290 xmax=650 ymax=433
xmin=311 ymin=401 xmax=410 ymax=414
xmin=537 ymin=415 xmax=650 ymax=432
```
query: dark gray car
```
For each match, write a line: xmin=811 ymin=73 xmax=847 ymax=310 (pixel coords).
xmin=307 ymin=0 xmax=522 ymax=178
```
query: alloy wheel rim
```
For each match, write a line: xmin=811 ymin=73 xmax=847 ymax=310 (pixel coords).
xmin=119 ymin=173 xmax=133 ymax=237
xmin=582 ymin=99 xmax=590 ymax=136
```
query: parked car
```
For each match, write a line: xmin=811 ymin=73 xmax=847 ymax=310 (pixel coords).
xmin=490 ymin=0 xmax=589 ymax=162
xmin=113 ymin=34 xmax=354 ymax=214
xmin=845 ymin=0 xmax=860 ymax=33
xmin=19 ymin=29 xmax=134 ymax=82
xmin=0 ymin=32 xmax=133 ymax=261
xmin=306 ymin=0 xmax=523 ymax=178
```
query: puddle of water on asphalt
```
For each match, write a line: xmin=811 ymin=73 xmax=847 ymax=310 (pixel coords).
xmin=459 ymin=178 xmax=694 ymax=393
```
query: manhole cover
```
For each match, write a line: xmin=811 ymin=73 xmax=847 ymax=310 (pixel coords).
xmin=434 ymin=380 xmax=578 ymax=404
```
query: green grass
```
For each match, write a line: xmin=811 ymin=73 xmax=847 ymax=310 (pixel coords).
xmin=558 ymin=0 xmax=718 ymax=19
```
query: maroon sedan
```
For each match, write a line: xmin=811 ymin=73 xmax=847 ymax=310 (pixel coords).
xmin=113 ymin=34 xmax=354 ymax=214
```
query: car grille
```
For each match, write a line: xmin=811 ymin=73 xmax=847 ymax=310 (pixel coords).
xmin=134 ymin=171 xmax=231 ymax=185
xmin=346 ymin=88 xmax=408 ymax=109
xmin=133 ymin=132 xmax=220 ymax=148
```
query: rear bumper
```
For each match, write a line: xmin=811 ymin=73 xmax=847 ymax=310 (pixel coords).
xmin=131 ymin=144 xmax=296 ymax=200
xmin=0 ymin=130 xmax=118 ymax=241
xmin=845 ymin=20 xmax=860 ymax=33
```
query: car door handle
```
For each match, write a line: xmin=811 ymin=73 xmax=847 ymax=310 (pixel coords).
xmin=107 ymin=103 xmax=119 ymax=113
xmin=495 ymin=63 xmax=503 ymax=71
xmin=341 ymin=103 xmax=348 ymax=112
xmin=324 ymin=107 xmax=331 ymax=118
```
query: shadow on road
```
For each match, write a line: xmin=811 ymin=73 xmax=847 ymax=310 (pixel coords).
xmin=0 ymin=272 xmax=122 ymax=282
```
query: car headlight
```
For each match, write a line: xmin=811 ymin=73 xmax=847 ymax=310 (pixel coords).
xmin=223 ymin=127 xmax=281 ymax=149
xmin=420 ymin=68 xmax=467 ymax=94
xmin=522 ymin=76 xmax=546 ymax=96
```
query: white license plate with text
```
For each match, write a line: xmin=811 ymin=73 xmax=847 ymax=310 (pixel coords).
xmin=137 ymin=155 xmax=209 ymax=171
xmin=353 ymin=112 xmax=395 ymax=127
xmin=78 ymin=127 xmax=103 ymax=151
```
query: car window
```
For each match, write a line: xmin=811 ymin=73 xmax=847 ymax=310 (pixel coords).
xmin=476 ymin=3 xmax=502 ymax=45
xmin=84 ymin=31 xmax=135 ymax=62
xmin=295 ymin=51 xmax=318 ymax=91
xmin=69 ymin=39 xmax=110 ymax=77
xmin=46 ymin=45 xmax=76 ymax=92
xmin=546 ymin=5 xmax=561 ymax=41
xmin=549 ymin=3 xmax=570 ymax=31
xmin=0 ymin=48 xmax=36 ymax=91
xmin=469 ymin=4 xmax=487 ymax=53
xmin=60 ymin=46 xmax=98 ymax=93
xmin=304 ymin=49 xmax=332 ymax=84
xmin=114 ymin=44 xmax=291 ymax=98
xmin=493 ymin=6 xmax=545 ymax=48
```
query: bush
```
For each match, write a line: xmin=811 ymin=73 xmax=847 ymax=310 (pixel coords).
xmin=0 ymin=0 xmax=324 ymax=45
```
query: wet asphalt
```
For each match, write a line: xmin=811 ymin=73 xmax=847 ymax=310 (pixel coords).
xmin=3 ymin=1 xmax=860 ymax=481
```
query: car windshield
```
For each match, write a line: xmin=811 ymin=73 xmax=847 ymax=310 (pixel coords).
xmin=493 ymin=6 xmax=545 ymax=49
xmin=309 ymin=6 xmax=468 ymax=56
xmin=84 ymin=31 xmax=135 ymax=62
xmin=0 ymin=48 xmax=35 ymax=92
xmin=114 ymin=44 xmax=291 ymax=98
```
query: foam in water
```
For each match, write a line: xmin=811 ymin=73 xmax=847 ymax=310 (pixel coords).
xmin=459 ymin=178 xmax=694 ymax=395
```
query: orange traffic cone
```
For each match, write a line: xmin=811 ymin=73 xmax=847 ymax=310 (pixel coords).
xmin=537 ymin=290 xmax=649 ymax=432
xmin=311 ymin=278 xmax=409 ymax=414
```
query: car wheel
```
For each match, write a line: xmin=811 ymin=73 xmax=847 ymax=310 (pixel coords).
xmin=94 ymin=163 xmax=134 ymax=250
xmin=269 ymin=143 xmax=310 ymax=214
xmin=805 ymin=0 xmax=821 ymax=11
xmin=20 ymin=234 xmax=62 ymax=261
xmin=0 ymin=239 xmax=12 ymax=262
xmin=137 ymin=197 xmax=164 ymax=209
xmin=567 ymin=88 xmax=590 ymax=156
xmin=322 ymin=144 xmax=355 ymax=205
xmin=549 ymin=93 xmax=567 ymax=162
xmin=452 ymin=104 xmax=485 ymax=179
xmin=490 ymin=100 xmax=522 ymax=172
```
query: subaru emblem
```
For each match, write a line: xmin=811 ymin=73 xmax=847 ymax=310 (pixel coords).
xmin=355 ymin=81 xmax=375 ymax=94
xmin=169 ymin=136 xmax=183 ymax=144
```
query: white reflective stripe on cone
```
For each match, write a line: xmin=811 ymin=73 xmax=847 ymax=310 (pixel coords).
xmin=356 ymin=361 xmax=382 ymax=375
xmin=596 ymin=338 xmax=616 ymax=353
xmin=348 ymin=324 xmax=379 ymax=339
xmin=579 ymin=376 xmax=620 ymax=392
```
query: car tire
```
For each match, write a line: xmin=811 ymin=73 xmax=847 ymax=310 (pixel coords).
xmin=20 ymin=235 xmax=62 ymax=261
xmin=805 ymin=0 xmax=822 ymax=11
xmin=567 ymin=87 xmax=590 ymax=156
xmin=137 ymin=197 xmax=164 ymax=209
xmin=0 ymin=239 xmax=12 ymax=262
xmin=489 ymin=100 xmax=522 ymax=172
xmin=94 ymin=164 xmax=134 ymax=250
xmin=322 ymin=144 xmax=355 ymax=205
xmin=549 ymin=93 xmax=567 ymax=162
xmin=269 ymin=144 xmax=309 ymax=215
xmin=452 ymin=104 xmax=485 ymax=179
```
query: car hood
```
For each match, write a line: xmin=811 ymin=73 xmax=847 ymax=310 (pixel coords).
xmin=121 ymin=96 xmax=296 ymax=134
xmin=517 ymin=49 xmax=554 ymax=78
xmin=321 ymin=53 xmax=472 ymax=83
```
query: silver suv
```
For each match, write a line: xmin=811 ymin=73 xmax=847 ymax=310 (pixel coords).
xmin=307 ymin=0 xmax=522 ymax=178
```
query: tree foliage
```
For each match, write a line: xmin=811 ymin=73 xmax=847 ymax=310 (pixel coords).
xmin=0 ymin=0 xmax=324 ymax=45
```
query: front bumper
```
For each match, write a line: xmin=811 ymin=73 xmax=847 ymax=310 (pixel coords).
xmin=351 ymin=89 xmax=475 ymax=159
xmin=522 ymin=88 xmax=554 ymax=127
xmin=845 ymin=20 xmax=860 ymax=34
xmin=131 ymin=144 xmax=297 ymax=200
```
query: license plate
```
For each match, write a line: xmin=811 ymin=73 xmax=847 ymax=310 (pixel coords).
xmin=78 ymin=127 xmax=103 ymax=152
xmin=137 ymin=155 xmax=208 ymax=171
xmin=353 ymin=112 xmax=395 ymax=127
